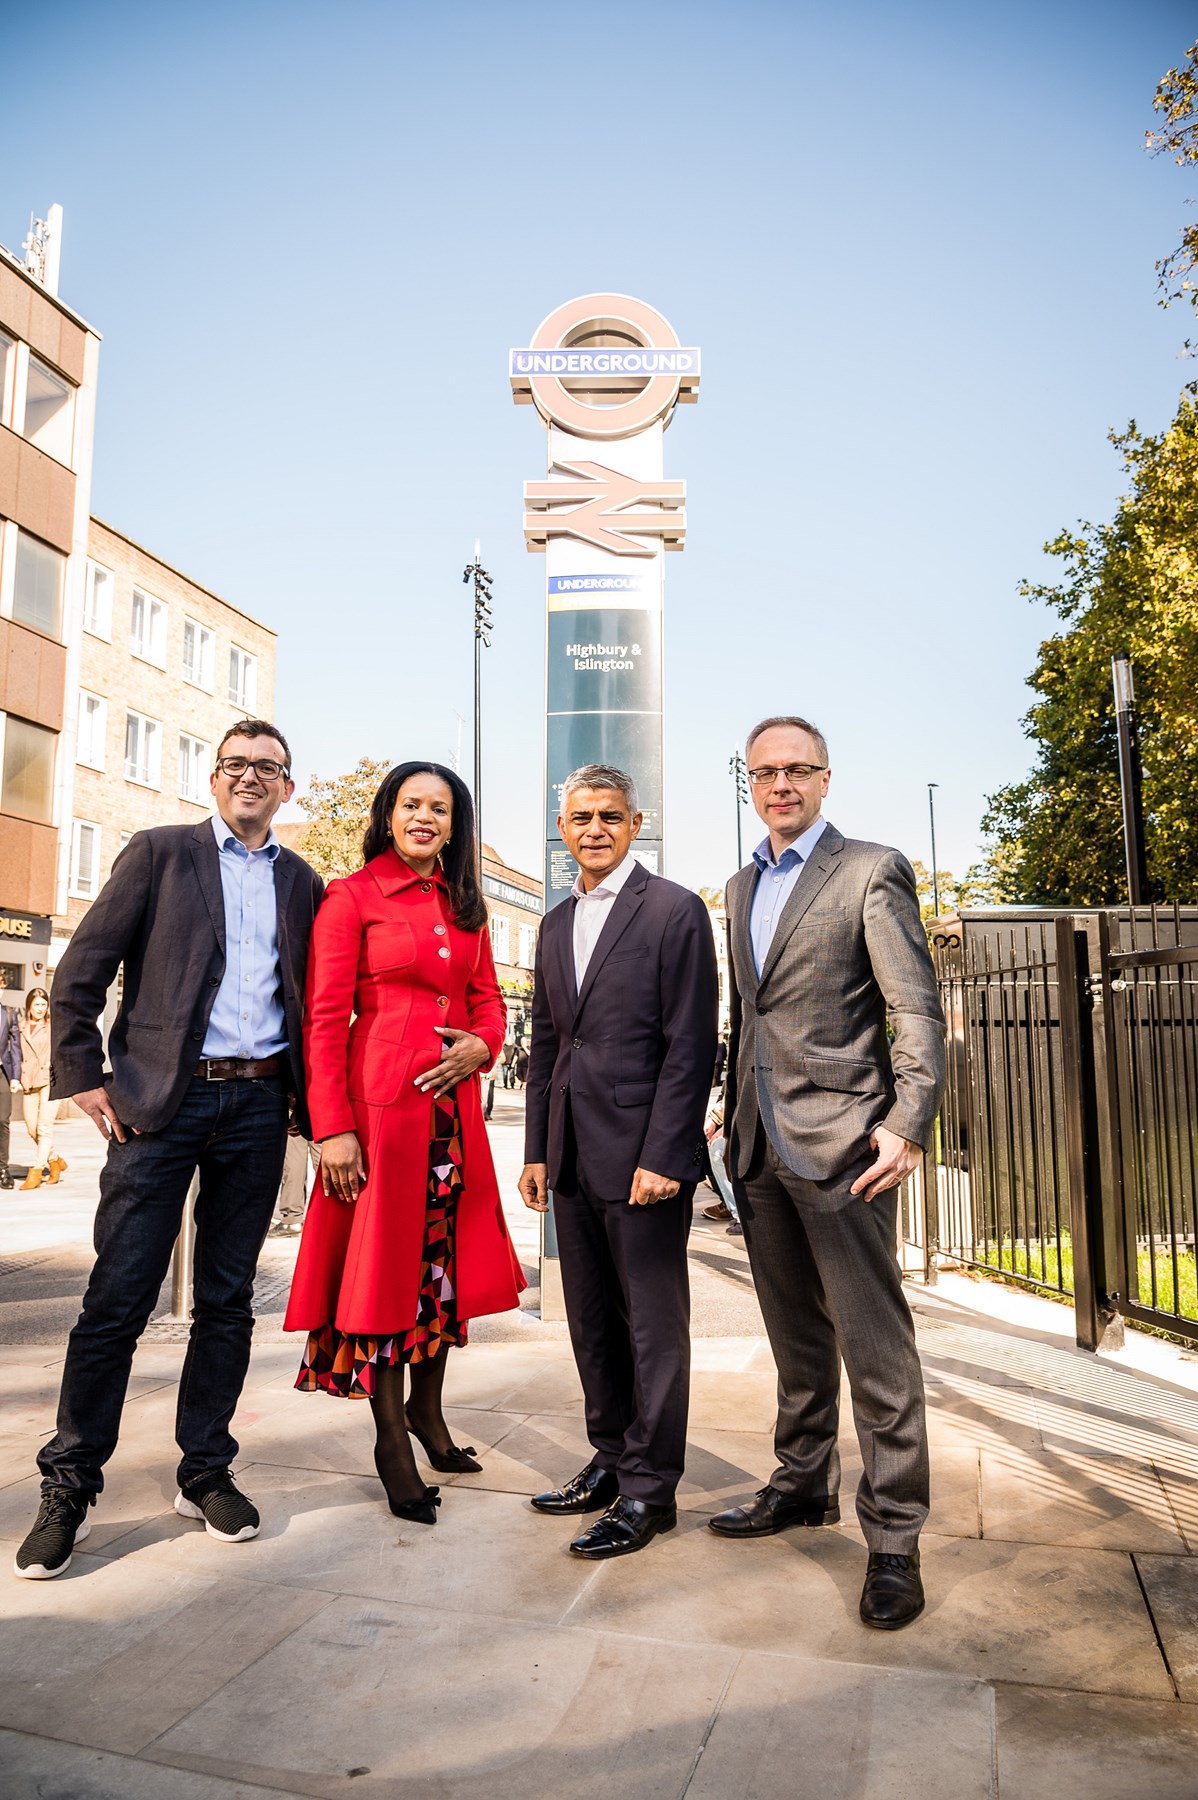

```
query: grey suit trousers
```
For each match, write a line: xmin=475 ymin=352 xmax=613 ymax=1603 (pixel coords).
xmin=741 ymin=1136 xmax=929 ymax=1552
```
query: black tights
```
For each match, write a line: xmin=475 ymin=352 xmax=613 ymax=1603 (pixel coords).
xmin=368 ymin=1351 xmax=455 ymax=1502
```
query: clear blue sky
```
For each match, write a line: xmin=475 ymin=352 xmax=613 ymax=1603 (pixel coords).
xmin=4 ymin=0 xmax=1194 ymax=889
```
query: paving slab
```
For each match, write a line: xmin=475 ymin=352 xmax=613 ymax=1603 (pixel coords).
xmin=687 ymin=1651 xmax=996 ymax=1799
xmin=143 ymin=1595 xmax=736 ymax=1799
xmin=0 ymin=1728 xmax=307 ymax=1800
xmin=923 ymin=1371 xmax=1045 ymax=1452
xmin=91 ymin=1465 xmax=603 ymax=1626
xmin=993 ymin=1683 xmax=1198 ymax=1800
xmin=0 ymin=1556 xmax=332 ymax=1753
xmin=980 ymin=1445 xmax=1187 ymax=1552
xmin=1134 ymin=1553 xmax=1198 ymax=1701
xmin=567 ymin=1524 xmax=1175 ymax=1699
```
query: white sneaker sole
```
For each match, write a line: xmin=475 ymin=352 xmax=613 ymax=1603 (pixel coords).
xmin=174 ymin=1491 xmax=259 ymax=1542
xmin=13 ymin=1513 xmax=90 ymax=1579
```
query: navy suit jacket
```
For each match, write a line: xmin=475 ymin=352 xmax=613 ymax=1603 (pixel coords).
xmin=50 ymin=821 xmax=324 ymax=1135
xmin=524 ymin=859 xmax=719 ymax=1200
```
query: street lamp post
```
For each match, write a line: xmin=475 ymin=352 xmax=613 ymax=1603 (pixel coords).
xmin=927 ymin=783 xmax=941 ymax=919
xmin=462 ymin=544 xmax=493 ymax=870
xmin=730 ymin=750 xmax=748 ymax=868
xmin=1112 ymin=654 xmax=1149 ymax=907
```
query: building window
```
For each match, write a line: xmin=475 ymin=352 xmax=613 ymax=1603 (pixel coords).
xmin=77 ymin=690 xmax=108 ymax=771
xmin=0 ymin=333 xmax=13 ymax=428
xmin=21 ymin=356 xmax=74 ymax=466
xmin=1 ymin=715 xmax=56 ymax=822
xmin=177 ymin=733 xmax=210 ymax=805
xmin=228 ymin=644 xmax=257 ymax=709
xmin=182 ymin=618 xmax=215 ymax=691
xmin=518 ymin=922 xmax=537 ymax=970
xmin=124 ymin=711 xmax=162 ymax=788
xmin=12 ymin=531 xmax=65 ymax=638
xmin=69 ymin=820 xmax=102 ymax=900
xmin=489 ymin=914 xmax=510 ymax=965
xmin=82 ymin=560 xmax=113 ymax=639
xmin=129 ymin=586 xmax=168 ymax=667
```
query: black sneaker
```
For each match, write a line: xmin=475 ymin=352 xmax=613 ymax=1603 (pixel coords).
xmin=174 ymin=1468 xmax=260 ymax=1542
xmin=13 ymin=1488 xmax=92 ymax=1579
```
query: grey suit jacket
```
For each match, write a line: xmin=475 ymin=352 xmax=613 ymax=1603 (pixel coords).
xmin=724 ymin=822 xmax=945 ymax=1189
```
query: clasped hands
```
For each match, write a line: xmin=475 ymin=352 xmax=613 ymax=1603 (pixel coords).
xmin=518 ymin=1163 xmax=680 ymax=1212
xmin=320 ymin=1027 xmax=490 ymax=1204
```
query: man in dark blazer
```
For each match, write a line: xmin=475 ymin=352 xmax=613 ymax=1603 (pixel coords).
xmin=711 ymin=715 xmax=945 ymax=1630
xmin=13 ymin=721 xmax=323 ymax=1581
xmin=519 ymin=763 xmax=718 ymax=1559
xmin=0 ymin=970 xmax=22 ymax=1188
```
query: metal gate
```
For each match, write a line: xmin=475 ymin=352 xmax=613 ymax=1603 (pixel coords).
xmin=912 ymin=905 xmax=1198 ymax=1350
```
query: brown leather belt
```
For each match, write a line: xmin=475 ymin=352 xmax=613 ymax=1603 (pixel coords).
xmin=194 ymin=1055 xmax=286 ymax=1081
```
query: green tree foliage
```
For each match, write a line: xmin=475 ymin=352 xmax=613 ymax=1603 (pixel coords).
xmin=296 ymin=756 xmax=391 ymax=880
xmin=980 ymin=400 xmax=1198 ymax=904
xmin=1147 ymin=41 xmax=1198 ymax=339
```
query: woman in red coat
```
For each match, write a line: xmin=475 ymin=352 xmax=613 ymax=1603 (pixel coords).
xmin=284 ymin=761 xmax=525 ymax=1523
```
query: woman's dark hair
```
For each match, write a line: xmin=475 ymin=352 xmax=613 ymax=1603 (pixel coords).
xmin=25 ymin=987 xmax=49 ymax=1019
xmin=363 ymin=762 xmax=487 ymax=932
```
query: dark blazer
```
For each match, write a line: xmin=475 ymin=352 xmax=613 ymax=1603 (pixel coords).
xmin=0 ymin=1004 xmax=20 ymax=1084
xmin=725 ymin=822 xmax=945 ymax=1188
xmin=50 ymin=821 xmax=324 ymax=1135
xmin=525 ymin=860 xmax=719 ymax=1199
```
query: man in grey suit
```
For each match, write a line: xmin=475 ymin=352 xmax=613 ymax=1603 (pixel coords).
xmin=710 ymin=715 xmax=945 ymax=1630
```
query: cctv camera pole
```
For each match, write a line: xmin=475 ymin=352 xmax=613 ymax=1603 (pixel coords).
xmin=1112 ymin=654 xmax=1149 ymax=907
xmin=463 ymin=545 xmax=493 ymax=872
xmin=730 ymin=750 xmax=748 ymax=868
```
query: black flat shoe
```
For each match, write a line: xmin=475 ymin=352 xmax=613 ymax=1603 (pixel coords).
xmin=708 ymin=1484 xmax=840 ymax=1537
xmin=530 ymin=1463 xmax=619 ymax=1516
xmin=404 ymin=1411 xmax=482 ymax=1474
xmin=859 ymin=1550 xmax=924 ymax=1629
xmin=570 ymin=1495 xmax=677 ymax=1559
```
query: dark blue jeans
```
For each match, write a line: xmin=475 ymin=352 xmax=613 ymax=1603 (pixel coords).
xmin=38 ymin=1075 xmax=289 ymax=1496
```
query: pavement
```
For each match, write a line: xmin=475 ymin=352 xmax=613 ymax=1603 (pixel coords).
xmin=1 ymin=1093 xmax=1197 ymax=1797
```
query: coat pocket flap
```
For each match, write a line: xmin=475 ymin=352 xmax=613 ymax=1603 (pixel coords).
xmin=613 ymin=1081 xmax=655 ymax=1107
xmin=801 ymin=1056 xmax=885 ymax=1094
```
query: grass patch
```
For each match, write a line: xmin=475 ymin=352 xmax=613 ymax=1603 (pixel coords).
xmin=969 ymin=1235 xmax=1198 ymax=1323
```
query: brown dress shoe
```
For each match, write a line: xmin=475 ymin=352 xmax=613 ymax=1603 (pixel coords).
xmin=702 ymin=1200 xmax=731 ymax=1221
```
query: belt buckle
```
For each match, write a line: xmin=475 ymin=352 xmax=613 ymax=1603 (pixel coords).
xmin=205 ymin=1060 xmax=225 ymax=1082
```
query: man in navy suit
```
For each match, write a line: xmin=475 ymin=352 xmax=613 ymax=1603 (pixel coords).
xmin=520 ymin=763 xmax=718 ymax=1558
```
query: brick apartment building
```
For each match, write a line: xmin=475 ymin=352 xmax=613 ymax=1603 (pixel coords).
xmin=0 ymin=219 xmax=101 ymax=998
xmin=480 ymin=843 xmax=542 ymax=997
xmin=58 ymin=517 xmax=276 ymax=948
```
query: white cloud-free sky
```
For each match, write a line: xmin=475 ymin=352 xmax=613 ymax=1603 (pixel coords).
xmin=4 ymin=0 xmax=1194 ymax=888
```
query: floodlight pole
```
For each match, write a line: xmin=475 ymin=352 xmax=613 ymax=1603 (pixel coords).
xmin=1112 ymin=654 xmax=1149 ymax=907
xmin=463 ymin=545 xmax=493 ymax=871
xmin=927 ymin=783 xmax=941 ymax=919
xmin=730 ymin=750 xmax=748 ymax=868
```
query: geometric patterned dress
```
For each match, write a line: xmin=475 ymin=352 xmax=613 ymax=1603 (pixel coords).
xmin=294 ymin=1093 xmax=466 ymax=1399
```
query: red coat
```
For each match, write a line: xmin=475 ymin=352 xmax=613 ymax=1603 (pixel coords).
xmin=284 ymin=850 xmax=526 ymax=1335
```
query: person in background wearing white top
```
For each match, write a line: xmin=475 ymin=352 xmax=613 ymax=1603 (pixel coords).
xmin=519 ymin=763 xmax=718 ymax=1559
xmin=18 ymin=989 xmax=64 ymax=1190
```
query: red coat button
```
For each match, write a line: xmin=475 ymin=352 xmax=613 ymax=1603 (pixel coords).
xmin=420 ymin=881 xmax=432 ymax=893
xmin=437 ymin=995 xmax=449 ymax=1006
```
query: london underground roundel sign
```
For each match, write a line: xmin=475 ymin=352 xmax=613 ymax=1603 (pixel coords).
xmin=509 ymin=293 xmax=700 ymax=441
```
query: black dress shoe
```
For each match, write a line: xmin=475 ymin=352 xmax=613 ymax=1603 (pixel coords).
xmin=569 ymin=1495 xmax=677 ymax=1558
xmin=859 ymin=1551 xmax=924 ymax=1629
xmin=530 ymin=1463 xmax=619 ymax=1516
xmin=708 ymin=1484 xmax=840 ymax=1537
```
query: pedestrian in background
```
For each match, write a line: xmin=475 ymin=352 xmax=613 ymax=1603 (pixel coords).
xmin=13 ymin=720 xmax=322 ymax=1581
xmin=17 ymin=989 xmax=64 ymax=1190
xmin=270 ymin=1130 xmax=319 ymax=1237
xmin=0 ymin=970 xmax=20 ymax=1191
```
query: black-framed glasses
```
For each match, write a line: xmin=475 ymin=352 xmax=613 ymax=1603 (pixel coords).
xmin=216 ymin=756 xmax=290 ymax=781
xmin=747 ymin=763 xmax=827 ymax=786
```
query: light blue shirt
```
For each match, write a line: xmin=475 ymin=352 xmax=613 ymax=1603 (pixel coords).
xmin=202 ymin=813 xmax=289 ymax=1060
xmin=748 ymin=818 xmax=828 ymax=974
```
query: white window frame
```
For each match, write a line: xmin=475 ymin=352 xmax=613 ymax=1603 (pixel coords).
xmin=182 ymin=616 xmax=215 ymax=692
xmin=518 ymin=922 xmax=537 ymax=970
xmin=129 ymin=585 xmax=168 ymax=669
xmin=0 ymin=709 xmax=58 ymax=824
xmin=82 ymin=559 xmax=114 ymax=641
xmin=76 ymin=689 xmax=108 ymax=772
xmin=227 ymin=643 xmax=257 ymax=710
xmin=489 ymin=914 xmax=511 ymax=965
xmin=69 ymin=819 xmax=102 ymax=900
xmin=177 ymin=732 xmax=210 ymax=806
xmin=3 ymin=525 xmax=66 ymax=640
xmin=124 ymin=710 xmax=162 ymax=789
xmin=20 ymin=353 xmax=75 ymax=467
xmin=0 ymin=332 xmax=14 ymax=430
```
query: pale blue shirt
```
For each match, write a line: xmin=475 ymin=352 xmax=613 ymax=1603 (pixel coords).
xmin=748 ymin=818 xmax=828 ymax=974
xmin=202 ymin=813 xmax=289 ymax=1059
